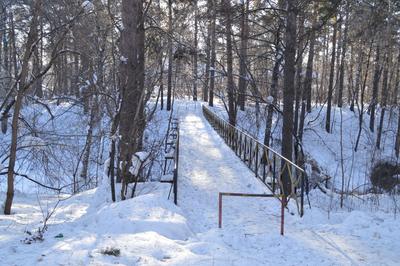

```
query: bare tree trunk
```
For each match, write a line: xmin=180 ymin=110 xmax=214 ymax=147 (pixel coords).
xmin=376 ymin=51 xmax=390 ymax=149
xmin=4 ymin=0 xmax=41 ymax=215
xmin=294 ymin=14 xmax=304 ymax=137
xmin=350 ymin=45 xmax=361 ymax=112
xmin=166 ymin=0 xmax=173 ymax=111
xmin=337 ymin=10 xmax=349 ymax=108
xmin=208 ymin=0 xmax=216 ymax=107
xmin=33 ymin=16 xmax=43 ymax=98
xmin=281 ymin=0 xmax=297 ymax=196
xmin=238 ymin=0 xmax=249 ymax=111
xmin=325 ymin=20 xmax=338 ymax=133
xmin=396 ymin=105 xmax=400 ymax=157
xmin=80 ymin=97 xmax=97 ymax=185
xmin=3 ymin=11 xmax=9 ymax=79
xmin=192 ymin=0 xmax=198 ymax=101
xmin=203 ymin=0 xmax=212 ymax=103
xmin=392 ymin=49 xmax=400 ymax=106
xmin=355 ymin=41 xmax=372 ymax=152
xmin=10 ymin=12 xmax=18 ymax=80
xmin=223 ymin=0 xmax=236 ymax=126
xmin=119 ymin=0 xmax=145 ymax=200
xmin=299 ymin=7 xmax=317 ymax=141
xmin=369 ymin=45 xmax=381 ymax=132
xmin=264 ymin=1 xmax=283 ymax=147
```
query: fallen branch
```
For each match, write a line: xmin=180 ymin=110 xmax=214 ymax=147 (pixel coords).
xmin=0 ymin=170 xmax=62 ymax=192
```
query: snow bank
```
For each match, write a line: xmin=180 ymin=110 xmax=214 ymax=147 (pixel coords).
xmin=0 ymin=184 xmax=196 ymax=265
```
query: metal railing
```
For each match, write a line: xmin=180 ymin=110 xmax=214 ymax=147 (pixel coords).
xmin=172 ymin=123 xmax=180 ymax=205
xmin=202 ymin=105 xmax=306 ymax=216
xmin=163 ymin=115 xmax=180 ymax=205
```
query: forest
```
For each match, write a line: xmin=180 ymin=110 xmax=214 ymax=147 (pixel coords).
xmin=0 ymin=0 xmax=399 ymax=265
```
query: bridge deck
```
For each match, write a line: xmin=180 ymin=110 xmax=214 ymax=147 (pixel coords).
xmin=174 ymin=102 xmax=378 ymax=265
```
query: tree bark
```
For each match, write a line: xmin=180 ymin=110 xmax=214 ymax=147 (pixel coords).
xmin=223 ymin=0 xmax=236 ymax=126
xmin=192 ymin=0 xmax=198 ymax=101
xmin=208 ymin=0 xmax=216 ymax=107
xmin=281 ymin=0 xmax=297 ymax=197
xmin=4 ymin=0 xmax=42 ymax=215
xmin=238 ymin=0 xmax=249 ymax=111
xmin=166 ymin=0 xmax=173 ymax=111
xmin=376 ymin=51 xmax=390 ymax=149
xmin=369 ymin=45 xmax=381 ymax=132
xmin=299 ymin=8 xmax=317 ymax=141
xmin=118 ymin=0 xmax=145 ymax=200
xmin=325 ymin=20 xmax=338 ymax=133
xmin=337 ymin=11 xmax=349 ymax=108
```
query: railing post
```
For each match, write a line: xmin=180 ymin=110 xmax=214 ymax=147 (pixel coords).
xmin=272 ymin=155 xmax=276 ymax=193
xmin=281 ymin=195 xmax=286 ymax=236
xmin=202 ymin=105 xmax=306 ymax=218
xmin=300 ymin=171 xmax=304 ymax=217
xmin=255 ymin=143 xmax=259 ymax=176
xmin=218 ymin=193 xmax=223 ymax=228
xmin=248 ymin=141 xmax=252 ymax=168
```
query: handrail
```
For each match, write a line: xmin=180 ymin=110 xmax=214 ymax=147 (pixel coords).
xmin=172 ymin=122 xmax=180 ymax=205
xmin=202 ymin=106 xmax=303 ymax=171
xmin=164 ymin=113 xmax=179 ymax=205
xmin=202 ymin=104 xmax=306 ymax=216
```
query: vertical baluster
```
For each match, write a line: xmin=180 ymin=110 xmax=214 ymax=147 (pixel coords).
xmin=248 ymin=140 xmax=252 ymax=168
xmin=238 ymin=133 xmax=242 ymax=158
xmin=255 ymin=143 xmax=259 ymax=177
xmin=244 ymin=136 xmax=247 ymax=162
xmin=272 ymin=155 xmax=276 ymax=193
xmin=262 ymin=148 xmax=267 ymax=183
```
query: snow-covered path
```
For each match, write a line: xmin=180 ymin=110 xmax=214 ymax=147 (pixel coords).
xmin=175 ymin=102 xmax=399 ymax=266
xmin=178 ymin=103 xmax=271 ymax=233
xmin=0 ymin=101 xmax=398 ymax=266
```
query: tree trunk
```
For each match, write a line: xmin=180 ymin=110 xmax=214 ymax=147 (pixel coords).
xmin=294 ymin=14 xmax=304 ymax=137
xmin=166 ymin=0 xmax=173 ymax=111
xmin=80 ymin=97 xmax=97 ymax=186
xmin=264 ymin=12 xmax=283 ymax=147
xmin=223 ymin=0 xmax=236 ymax=126
xmin=325 ymin=20 xmax=338 ymax=133
xmin=4 ymin=0 xmax=41 ymax=215
xmin=192 ymin=0 xmax=198 ymax=101
xmin=203 ymin=0 xmax=211 ymax=103
xmin=355 ymin=41 xmax=372 ymax=152
xmin=208 ymin=0 xmax=216 ymax=107
xmin=337 ymin=11 xmax=349 ymax=108
xmin=281 ymin=0 xmax=297 ymax=197
xmin=118 ymin=0 xmax=145 ymax=200
xmin=376 ymin=51 xmax=390 ymax=149
xmin=238 ymin=0 xmax=249 ymax=111
xmin=369 ymin=45 xmax=381 ymax=132
xmin=299 ymin=8 xmax=317 ymax=141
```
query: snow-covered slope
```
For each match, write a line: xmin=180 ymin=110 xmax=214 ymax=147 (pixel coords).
xmin=0 ymin=101 xmax=399 ymax=265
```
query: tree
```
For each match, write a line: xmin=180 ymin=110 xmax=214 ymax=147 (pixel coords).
xmin=222 ymin=0 xmax=236 ymax=126
xmin=325 ymin=18 xmax=337 ymax=133
xmin=208 ymin=0 xmax=216 ymax=107
xmin=281 ymin=0 xmax=297 ymax=197
xmin=118 ymin=0 xmax=146 ymax=200
xmin=237 ymin=0 xmax=249 ymax=111
xmin=166 ymin=0 xmax=173 ymax=111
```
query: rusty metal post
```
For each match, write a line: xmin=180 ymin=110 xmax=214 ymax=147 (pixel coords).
xmin=281 ymin=195 xmax=286 ymax=236
xmin=218 ymin=193 xmax=223 ymax=228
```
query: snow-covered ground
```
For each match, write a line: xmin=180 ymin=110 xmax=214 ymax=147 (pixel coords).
xmin=210 ymin=101 xmax=399 ymax=195
xmin=0 ymin=101 xmax=399 ymax=265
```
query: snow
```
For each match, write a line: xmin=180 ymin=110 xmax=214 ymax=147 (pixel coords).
xmin=82 ymin=1 xmax=94 ymax=13
xmin=129 ymin=151 xmax=150 ymax=176
xmin=120 ymin=56 xmax=128 ymax=64
xmin=0 ymin=101 xmax=399 ymax=265
xmin=210 ymin=101 xmax=398 ymax=197
xmin=266 ymin=95 xmax=274 ymax=104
